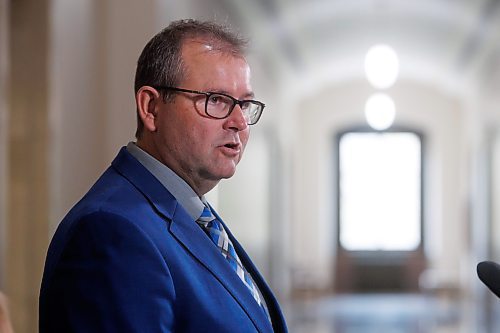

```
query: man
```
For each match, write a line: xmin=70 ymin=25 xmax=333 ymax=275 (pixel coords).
xmin=39 ymin=19 xmax=287 ymax=332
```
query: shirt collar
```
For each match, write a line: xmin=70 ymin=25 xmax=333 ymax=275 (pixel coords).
xmin=126 ymin=142 xmax=205 ymax=220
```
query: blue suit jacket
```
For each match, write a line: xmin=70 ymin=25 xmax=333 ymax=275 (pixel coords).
xmin=39 ymin=147 xmax=287 ymax=332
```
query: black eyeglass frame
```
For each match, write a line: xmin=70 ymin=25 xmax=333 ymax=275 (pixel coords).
xmin=153 ymin=86 xmax=265 ymax=125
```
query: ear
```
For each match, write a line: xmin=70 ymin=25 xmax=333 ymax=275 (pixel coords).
xmin=136 ymin=86 xmax=162 ymax=132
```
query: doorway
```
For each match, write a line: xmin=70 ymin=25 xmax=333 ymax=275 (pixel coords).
xmin=335 ymin=129 xmax=426 ymax=292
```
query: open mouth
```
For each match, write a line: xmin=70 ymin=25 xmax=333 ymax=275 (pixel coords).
xmin=224 ymin=143 xmax=239 ymax=149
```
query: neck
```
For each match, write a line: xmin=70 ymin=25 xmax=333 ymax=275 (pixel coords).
xmin=135 ymin=139 xmax=218 ymax=196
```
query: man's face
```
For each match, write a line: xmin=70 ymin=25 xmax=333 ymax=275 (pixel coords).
xmin=152 ymin=40 xmax=252 ymax=195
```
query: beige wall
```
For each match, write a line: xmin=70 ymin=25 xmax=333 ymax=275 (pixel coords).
xmin=493 ymin=132 xmax=500 ymax=259
xmin=7 ymin=1 xmax=50 ymax=332
xmin=0 ymin=0 xmax=8 ymax=291
xmin=49 ymin=0 xmax=157 ymax=226
xmin=290 ymin=79 xmax=465 ymax=289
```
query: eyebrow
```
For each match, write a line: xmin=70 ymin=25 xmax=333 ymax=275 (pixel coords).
xmin=208 ymin=88 xmax=255 ymax=100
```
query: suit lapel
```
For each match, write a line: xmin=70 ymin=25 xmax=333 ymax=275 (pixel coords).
xmin=111 ymin=147 xmax=273 ymax=332
xmin=169 ymin=208 xmax=273 ymax=332
xmin=227 ymin=230 xmax=288 ymax=332
xmin=213 ymin=211 xmax=288 ymax=332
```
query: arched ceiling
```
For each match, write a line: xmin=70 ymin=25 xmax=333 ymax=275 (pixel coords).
xmin=226 ymin=0 xmax=500 ymax=99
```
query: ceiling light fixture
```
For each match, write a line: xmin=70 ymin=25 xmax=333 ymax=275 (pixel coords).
xmin=364 ymin=93 xmax=396 ymax=130
xmin=364 ymin=44 xmax=400 ymax=89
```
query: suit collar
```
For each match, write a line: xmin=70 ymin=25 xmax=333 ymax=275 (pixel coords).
xmin=111 ymin=147 xmax=275 ymax=332
xmin=126 ymin=142 xmax=204 ymax=220
xmin=111 ymin=147 xmax=177 ymax=220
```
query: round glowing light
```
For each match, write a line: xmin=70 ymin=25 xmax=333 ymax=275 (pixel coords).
xmin=364 ymin=93 xmax=396 ymax=130
xmin=364 ymin=44 xmax=399 ymax=89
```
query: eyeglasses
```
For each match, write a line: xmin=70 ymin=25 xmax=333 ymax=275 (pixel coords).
xmin=154 ymin=86 xmax=265 ymax=125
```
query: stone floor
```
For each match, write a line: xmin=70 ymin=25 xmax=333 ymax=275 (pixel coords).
xmin=286 ymin=293 xmax=475 ymax=333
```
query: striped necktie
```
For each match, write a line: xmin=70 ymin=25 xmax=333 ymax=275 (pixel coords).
xmin=197 ymin=205 xmax=264 ymax=308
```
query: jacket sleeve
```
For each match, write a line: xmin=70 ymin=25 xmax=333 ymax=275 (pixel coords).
xmin=40 ymin=211 xmax=175 ymax=332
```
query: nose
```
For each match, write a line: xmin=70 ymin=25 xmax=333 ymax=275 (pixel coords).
xmin=224 ymin=105 xmax=248 ymax=132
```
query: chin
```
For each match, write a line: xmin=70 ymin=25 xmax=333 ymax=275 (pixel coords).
xmin=219 ymin=166 xmax=238 ymax=179
xmin=208 ymin=160 xmax=239 ymax=180
xmin=220 ymin=170 xmax=237 ymax=179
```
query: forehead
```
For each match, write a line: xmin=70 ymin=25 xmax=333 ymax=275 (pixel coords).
xmin=182 ymin=36 xmax=243 ymax=56
xmin=180 ymin=39 xmax=252 ymax=91
xmin=180 ymin=39 xmax=247 ymax=67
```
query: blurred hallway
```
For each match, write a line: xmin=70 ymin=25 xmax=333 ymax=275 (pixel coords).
xmin=2 ymin=0 xmax=500 ymax=332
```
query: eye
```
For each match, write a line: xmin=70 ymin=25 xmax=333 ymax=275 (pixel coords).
xmin=208 ymin=94 xmax=228 ymax=105
xmin=241 ymin=101 xmax=252 ymax=110
xmin=208 ymin=95 xmax=220 ymax=104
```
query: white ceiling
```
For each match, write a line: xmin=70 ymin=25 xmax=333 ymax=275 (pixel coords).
xmin=225 ymin=0 xmax=500 ymax=97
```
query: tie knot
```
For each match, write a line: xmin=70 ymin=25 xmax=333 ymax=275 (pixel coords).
xmin=197 ymin=205 xmax=215 ymax=225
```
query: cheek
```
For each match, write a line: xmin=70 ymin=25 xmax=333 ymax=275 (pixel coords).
xmin=241 ymin=130 xmax=250 ymax=148
xmin=187 ymin=126 xmax=212 ymax=152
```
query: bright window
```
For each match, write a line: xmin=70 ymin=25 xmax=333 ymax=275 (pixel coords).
xmin=339 ymin=131 xmax=422 ymax=251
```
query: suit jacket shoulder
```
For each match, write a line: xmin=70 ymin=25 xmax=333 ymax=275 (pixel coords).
xmin=39 ymin=147 xmax=287 ymax=333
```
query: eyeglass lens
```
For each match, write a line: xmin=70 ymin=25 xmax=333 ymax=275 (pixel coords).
xmin=205 ymin=93 xmax=261 ymax=124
